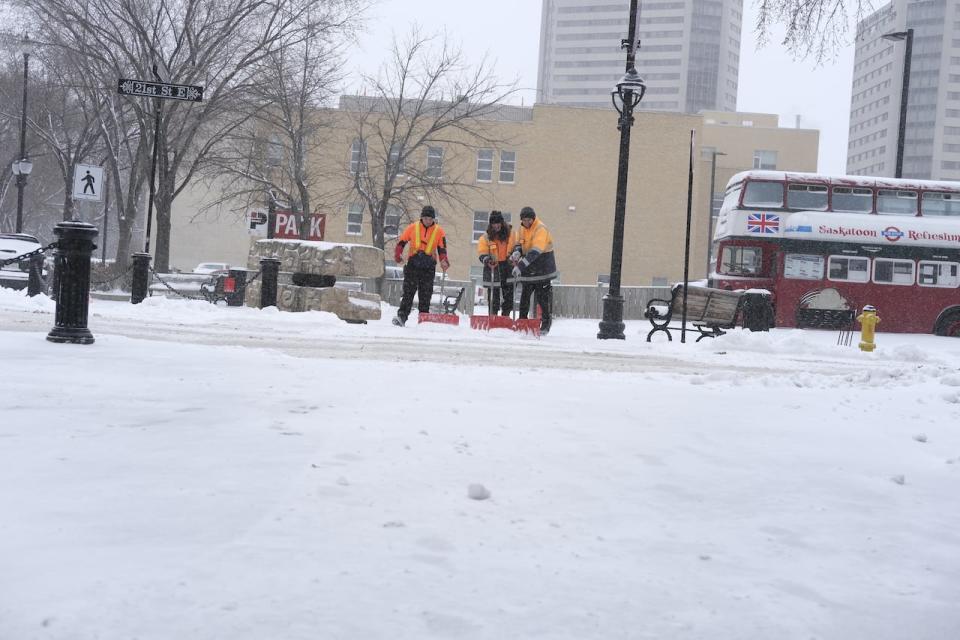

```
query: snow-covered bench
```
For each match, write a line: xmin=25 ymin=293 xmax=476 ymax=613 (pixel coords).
xmin=644 ymin=284 xmax=771 ymax=342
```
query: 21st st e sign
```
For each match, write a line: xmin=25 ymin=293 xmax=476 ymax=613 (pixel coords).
xmin=118 ymin=78 xmax=203 ymax=102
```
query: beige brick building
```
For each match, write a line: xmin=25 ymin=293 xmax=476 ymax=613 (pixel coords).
xmin=170 ymin=102 xmax=818 ymax=286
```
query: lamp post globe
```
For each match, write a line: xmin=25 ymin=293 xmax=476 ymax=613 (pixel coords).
xmin=598 ymin=0 xmax=644 ymax=340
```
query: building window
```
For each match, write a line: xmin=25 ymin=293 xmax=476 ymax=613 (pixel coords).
xmin=918 ymin=261 xmax=960 ymax=287
xmin=873 ymin=258 xmax=915 ymax=285
xmin=389 ymin=143 xmax=405 ymax=175
xmin=385 ymin=204 xmax=403 ymax=238
xmin=347 ymin=202 xmax=363 ymax=236
xmin=752 ymin=150 xmax=777 ymax=170
xmin=477 ymin=149 xmax=493 ymax=182
xmin=499 ymin=150 xmax=516 ymax=183
xmin=827 ymin=256 xmax=870 ymax=283
xmin=350 ymin=139 xmax=367 ymax=175
xmin=472 ymin=210 xmax=512 ymax=242
xmin=427 ymin=147 xmax=443 ymax=179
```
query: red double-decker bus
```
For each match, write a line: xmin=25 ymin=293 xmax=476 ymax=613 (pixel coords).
xmin=709 ymin=170 xmax=960 ymax=336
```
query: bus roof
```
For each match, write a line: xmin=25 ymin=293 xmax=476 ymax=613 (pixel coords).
xmin=727 ymin=170 xmax=960 ymax=192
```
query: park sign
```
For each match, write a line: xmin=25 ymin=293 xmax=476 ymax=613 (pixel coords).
xmin=118 ymin=78 xmax=203 ymax=102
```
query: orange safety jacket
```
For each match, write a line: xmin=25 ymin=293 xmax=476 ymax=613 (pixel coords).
xmin=477 ymin=232 xmax=512 ymax=264
xmin=395 ymin=221 xmax=448 ymax=265
xmin=511 ymin=219 xmax=557 ymax=281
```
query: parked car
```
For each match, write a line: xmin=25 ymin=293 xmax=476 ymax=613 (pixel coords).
xmin=0 ymin=233 xmax=46 ymax=291
xmin=193 ymin=261 xmax=230 ymax=275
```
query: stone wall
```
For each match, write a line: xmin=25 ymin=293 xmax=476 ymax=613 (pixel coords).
xmin=246 ymin=240 xmax=385 ymax=322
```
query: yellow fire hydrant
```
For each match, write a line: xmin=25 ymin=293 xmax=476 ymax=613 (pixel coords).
xmin=856 ymin=305 xmax=880 ymax=352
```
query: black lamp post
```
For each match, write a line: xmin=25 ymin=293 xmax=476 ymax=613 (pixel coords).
xmin=13 ymin=34 xmax=34 ymax=234
xmin=705 ymin=150 xmax=726 ymax=277
xmin=882 ymin=28 xmax=913 ymax=179
xmin=598 ymin=0 xmax=645 ymax=340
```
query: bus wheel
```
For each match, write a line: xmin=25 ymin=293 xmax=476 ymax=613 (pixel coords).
xmin=935 ymin=310 xmax=960 ymax=337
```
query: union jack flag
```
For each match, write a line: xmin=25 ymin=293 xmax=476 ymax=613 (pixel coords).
xmin=747 ymin=212 xmax=780 ymax=234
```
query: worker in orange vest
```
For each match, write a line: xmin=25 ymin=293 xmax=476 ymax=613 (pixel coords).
xmin=476 ymin=210 xmax=514 ymax=316
xmin=392 ymin=205 xmax=450 ymax=326
xmin=510 ymin=206 xmax=558 ymax=334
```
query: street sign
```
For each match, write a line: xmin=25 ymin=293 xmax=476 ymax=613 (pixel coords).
xmin=73 ymin=164 xmax=104 ymax=202
xmin=117 ymin=78 xmax=204 ymax=102
xmin=248 ymin=210 xmax=268 ymax=238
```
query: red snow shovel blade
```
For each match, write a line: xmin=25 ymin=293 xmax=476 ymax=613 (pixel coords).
xmin=470 ymin=315 xmax=514 ymax=330
xmin=418 ymin=312 xmax=460 ymax=326
xmin=513 ymin=318 xmax=541 ymax=337
xmin=469 ymin=315 xmax=489 ymax=330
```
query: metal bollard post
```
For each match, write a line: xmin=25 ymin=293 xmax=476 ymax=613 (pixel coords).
xmin=227 ymin=268 xmax=247 ymax=307
xmin=131 ymin=252 xmax=151 ymax=304
xmin=27 ymin=253 xmax=45 ymax=297
xmin=259 ymin=257 xmax=280 ymax=308
xmin=46 ymin=221 xmax=98 ymax=345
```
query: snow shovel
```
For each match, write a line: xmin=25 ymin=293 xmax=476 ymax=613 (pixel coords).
xmin=511 ymin=274 xmax=540 ymax=337
xmin=470 ymin=256 xmax=513 ymax=331
xmin=418 ymin=270 xmax=460 ymax=326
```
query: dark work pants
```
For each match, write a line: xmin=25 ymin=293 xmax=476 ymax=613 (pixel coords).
xmin=398 ymin=262 xmax=436 ymax=319
xmin=488 ymin=264 xmax=514 ymax=315
xmin=519 ymin=280 xmax=552 ymax=328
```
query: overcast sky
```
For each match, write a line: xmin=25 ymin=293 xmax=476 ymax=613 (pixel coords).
xmin=346 ymin=1 xmax=859 ymax=175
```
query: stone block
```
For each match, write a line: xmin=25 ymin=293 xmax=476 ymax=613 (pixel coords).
xmin=249 ymin=240 xmax=384 ymax=278
xmin=276 ymin=284 xmax=382 ymax=322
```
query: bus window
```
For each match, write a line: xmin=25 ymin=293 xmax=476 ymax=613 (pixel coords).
xmin=742 ymin=181 xmax=784 ymax=208
xmin=787 ymin=184 xmax=828 ymax=210
xmin=918 ymin=261 xmax=960 ymax=287
xmin=921 ymin=192 xmax=960 ymax=217
xmin=877 ymin=189 xmax=918 ymax=215
xmin=721 ymin=185 xmax=742 ymax=212
xmin=827 ymin=256 xmax=870 ymax=283
xmin=720 ymin=246 xmax=763 ymax=276
xmin=832 ymin=186 xmax=873 ymax=213
xmin=784 ymin=254 xmax=824 ymax=280
xmin=873 ymin=258 xmax=915 ymax=285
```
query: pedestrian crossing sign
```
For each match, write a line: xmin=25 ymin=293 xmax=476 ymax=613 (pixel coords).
xmin=73 ymin=164 xmax=104 ymax=202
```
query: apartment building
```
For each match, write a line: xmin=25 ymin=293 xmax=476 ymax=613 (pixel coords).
xmin=537 ymin=0 xmax=743 ymax=113
xmin=169 ymin=101 xmax=817 ymax=288
xmin=847 ymin=0 xmax=960 ymax=179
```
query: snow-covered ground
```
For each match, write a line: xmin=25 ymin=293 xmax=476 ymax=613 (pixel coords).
xmin=1 ymin=288 xmax=958 ymax=640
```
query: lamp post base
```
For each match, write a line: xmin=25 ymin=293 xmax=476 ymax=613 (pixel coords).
xmin=597 ymin=294 xmax=626 ymax=340
xmin=46 ymin=327 xmax=95 ymax=345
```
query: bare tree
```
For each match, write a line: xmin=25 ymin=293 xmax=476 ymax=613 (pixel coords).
xmin=202 ymin=12 xmax=353 ymax=239
xmin=344 ymin=31 xmax=518 ymax=254
xmin=755 ymin=0 xmax=875 ymax=60
xmin=19 ymin=0 xmax=365 ymax=271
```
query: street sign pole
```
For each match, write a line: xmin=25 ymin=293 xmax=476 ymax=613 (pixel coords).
xmin=117 ymin=70 xmax=204 ymax=256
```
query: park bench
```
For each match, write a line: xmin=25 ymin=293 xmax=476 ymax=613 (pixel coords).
xmin=199 ymin=273 xmax=235 ymax=305
xmin=644 ymin=284 xmax=772 ymax=342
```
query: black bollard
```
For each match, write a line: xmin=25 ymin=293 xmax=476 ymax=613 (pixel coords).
xmin=259 ymin=257 xmax=280 ymax=308
xmin=130 ymin=252 xmax=151 ymax=304
xmin=226 ymin=268 xmax=247 ymax=307
xmin=46 ymin=221 xmax=98 ymax=345
xmin=27 ymin=253 xmax=45 ymax=297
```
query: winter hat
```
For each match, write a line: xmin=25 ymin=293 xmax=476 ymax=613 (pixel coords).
xmin=519 ymin=206 xmax=536 ymax=220
xmin=420 ymin=205 xmax=436 ymax=218
xmin=488 ymin=210 xmax=505 ymax=224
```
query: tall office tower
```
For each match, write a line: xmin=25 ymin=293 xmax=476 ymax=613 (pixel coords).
xmin=537 ymin=0 xmax=743 ymax=113
xmin=847 ymin=0 xmax=959 ymax=179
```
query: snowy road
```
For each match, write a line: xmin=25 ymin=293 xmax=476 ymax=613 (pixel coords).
xmin=0 ymin=302 xmax=891 ymax=379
